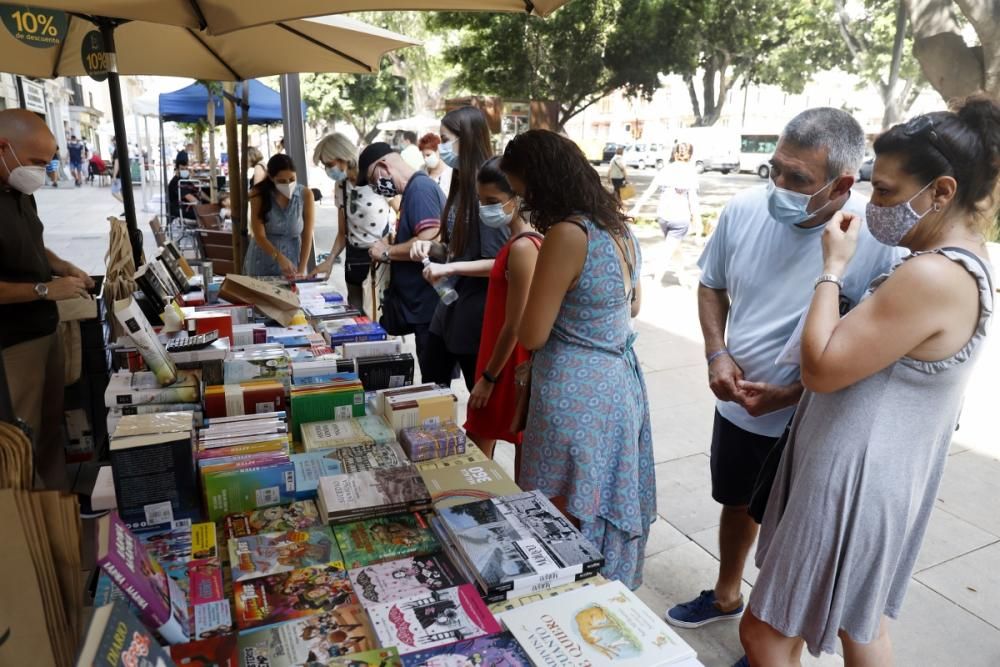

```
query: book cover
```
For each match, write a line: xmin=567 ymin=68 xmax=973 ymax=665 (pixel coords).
xmin=331 ymin=441 xmax=410 ymax=474
xmin=419 ymin=459 xmax=520 ymax=509
xmin=354 ymin=354 xmax=415 ymax=392
xmin=289 ymin=380 xmax=366 ymax=441
xmin=233 ymin=563 xmax=358 ymax=630
xmin=193 ymin=599 xmax=233 ymax=640
xmin=385 ymin=393 xmax=458 ymax=436
xmin=229 ymin=526 xmax=344 ymax=582
xmin=487 ymin=575 xmax=609 ymax=615
xmin=170 ymin=634 xmax=238 ymax=667
xmin=114 ymin=297 xmax=178 ymax=385
xmin=236 ymin=605 xmax=376 ymax=666
xmin=222 ymin=500 xmax=321 ymax=540
xmin=399 ymin=421 xmax=467 ymax=463
xmin=436 ymin=491 xmax=604 ymax=598
xmin=334 ymin=513 xmax=440 ymax=569
xmin=498 ymin=580 xmax=698 ymax=666
xmin=75 ymin=600 xmax=175 ymax=667
xmin=95 ymin=512 xmax=190 ymax=644
xmin=137 ymin=519 xmax=193 ymax=565
xmin=341 ymin=339 xmax=402 ymax=360
xmin=327 ymin=648 xmax=401 ymax=667
xmin=223 ymin=348 xmax=291 ymax=387
xmin=414 ymin=446 xmax=489 ymax=473
xmin=349 ymin=552 xmax=465 ymax=607
xmin=367 ymin=584 xmax=501 ymax=655
xmin=301 ymin=416 xmax=396 ymax=452
xmin=92 ymin=570 xmax=139 ymax=614
xmin=189 ymin=558 xmax=225 ymax=607
xmin=104 ymin=370 xmax=200 ymax=406
xmin=401 ymin=631 xmax=532 ymax=667
xmin=317 ymin=465 xmax=431 ymax=522
xmin=292 ymin=452 xmax=346 ymax=500
xmin=203 ymin=380 xmax=286 ymax=419
xmin=201 ymin=460 xmax=297 ymax=522
xmin=374 ymin=383 xmax=438 ymax=416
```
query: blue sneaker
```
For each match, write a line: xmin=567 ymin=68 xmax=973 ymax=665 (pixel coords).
xmin=732 ymin=657 xmax=750 ymax=667
xmin=665 ymin=589 xmax=744 ymax=628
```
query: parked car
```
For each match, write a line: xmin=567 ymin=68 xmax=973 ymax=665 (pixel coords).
xmin=739 ymin=133 xmax=779 ymax=179
xmin=858 ymin=157 xmax=874 ymax=181
xmin=623 ymin=143 xmax=666 ymax=170
xmin=601 ymin=142 xmax=627 ymax=164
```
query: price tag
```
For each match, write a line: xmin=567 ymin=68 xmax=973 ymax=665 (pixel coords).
xmin=80 ymin=29 xmax=113 ymax=82
xmin=0 ymin=4 xmax=67 ymax=48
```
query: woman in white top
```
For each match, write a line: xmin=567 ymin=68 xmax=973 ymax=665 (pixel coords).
xmin=310 ymin=133 xmax=393 ymax=315
xmin=419 ymin=132 xmax=453 ymax=199
xmin=637 ymin=142 xmax=699 ymax=283
xmin=608 ymin=145 xmax=628 ymax=201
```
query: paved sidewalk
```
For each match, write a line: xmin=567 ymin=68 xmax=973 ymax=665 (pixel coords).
xmin=33 ymin=186 xmax=1000 ymax=667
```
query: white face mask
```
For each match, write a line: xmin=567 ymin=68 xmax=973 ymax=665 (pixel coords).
xmin=179 ymin=169 xmax=190 ymax=179
xmin=1 ymin=145 xmax=46 ymax=194
xmin=276 ymin=182 xmax=295 ymax=199
xmin=424 ymin=153 xmax=440 ymax=170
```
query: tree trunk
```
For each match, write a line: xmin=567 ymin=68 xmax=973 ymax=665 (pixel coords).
xmin=703 ymin=55 xmax=733 ymax=126
xmin=701 ymin=58 xmax=718 ymax=126
xmin=904 ymin=0 xmax=987 ymax=101
xmin=223 ymin=82 xmax=243 ymax=274
xmin=683 ymin=74 xmax=703 ymax=126
xmin=880 ymin=1 xmax=910 ymax=129
xmin=193 ymin=125 xmax=204 ymax=163
xmin=207 ymin=96 xmax=217 ymax=203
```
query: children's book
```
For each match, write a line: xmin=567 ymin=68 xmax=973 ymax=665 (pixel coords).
xmin=76 ymin=600 xmax=176 ymax=667
xmin=334 ymin=513 xmax=440 ymax=569
xmin=222 ymin=499 xmax=322 ymax=540
xmin=236 ymin=605 xmax=376 ymax=666
xmin=327 ymin=647 xmax=402 ymax=667
xmin=349 ymin=552 xmax=466 ymax=607
xmin=400 ymin=631 xmax=532 ymax=667
xmin=228 ymin=526 xmax=344 ymax=582
xmin=233 ymin=563 xmax=357 ymax=630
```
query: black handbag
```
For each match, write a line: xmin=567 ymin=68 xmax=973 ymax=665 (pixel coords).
xmin=748 ymin=421 xmax=792 ymax=524
xmin=378 ymin=284 xmax=415 ymax=336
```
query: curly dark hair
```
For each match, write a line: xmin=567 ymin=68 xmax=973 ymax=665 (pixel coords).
xmin=500 ymin=130 xmax=629 ymax=236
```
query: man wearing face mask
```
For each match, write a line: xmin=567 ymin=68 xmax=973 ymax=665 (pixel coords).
xmin=0 ymin=109 xmax=95 ymax=491
xmin=358 ymin=143 xmax=444 ymax=378
xmin=666 ymin=108 xmax=902 ymax=634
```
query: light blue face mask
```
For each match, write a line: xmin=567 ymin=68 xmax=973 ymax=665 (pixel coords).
xmin=479 ymin=200 xmax=514 ymax=229
xmin=325 ymin=165 xmax=347 ymax=182
xmin=439 ymin=140 xmax=459 ymax=169
xmin=766 ymin=176 xmax=836 ymax=226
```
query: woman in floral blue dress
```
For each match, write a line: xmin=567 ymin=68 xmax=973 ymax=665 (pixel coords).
xmin=500 ymin=130 xmax=655 ymax=589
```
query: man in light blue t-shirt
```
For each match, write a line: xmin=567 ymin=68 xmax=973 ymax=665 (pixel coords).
xmin=666 ymin=108 xmax=901 ymax=637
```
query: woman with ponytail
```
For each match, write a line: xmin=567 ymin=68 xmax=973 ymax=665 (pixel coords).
xmin=244 ymin=154 xmax=314 ymax=278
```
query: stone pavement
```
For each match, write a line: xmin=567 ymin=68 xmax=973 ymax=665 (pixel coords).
xmin=32 ymin=185 xmax=1000 ymax=667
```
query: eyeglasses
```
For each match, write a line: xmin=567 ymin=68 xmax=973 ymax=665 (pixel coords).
xmin=903 ymin=115 xmax=954 ymax=167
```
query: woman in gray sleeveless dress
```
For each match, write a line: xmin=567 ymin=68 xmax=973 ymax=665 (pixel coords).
xmin=244 ymin=154 xmax=315 ymax=278
xmin=739 ymin=98 xmax=999 ymax=666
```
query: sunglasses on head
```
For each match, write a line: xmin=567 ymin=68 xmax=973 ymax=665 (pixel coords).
xmin=903 ymin=115 xmax=954 ymax=166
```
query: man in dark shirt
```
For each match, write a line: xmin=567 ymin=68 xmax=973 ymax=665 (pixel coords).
xmin=67 ymin=134 xmax=87 ymax=187
xmin=0 ymin=109 xmax=95 ymax=490
xmin=358 ymin=142 xmax=444 ymax=379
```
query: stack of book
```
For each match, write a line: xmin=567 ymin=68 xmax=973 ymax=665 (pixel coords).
xmin=289 ymin=376 xmax=366 ymax=441
xmin=399 ymin=421 xmax=467 ymax=462
xmin=434 ymin=490 xmax=605 ymax=603
xmin=317 ymin=464 xmax=432 ymax=524
xmin=383 ymin=386 xmax=458 ymax=435
xmin=320 ymin=317 xmax=388 ymax=345
xmin=223 ymin=345 xmax=292 ymax=389
xmin=203 ymin=378 xmax=287 ymax=418
xmin=104 ymin=370 xmax=200 ymax=407
xmin=292 ymin=439 xmax=410 ymax=499
xmin=301 ymin=415 xmax=397 ymax=452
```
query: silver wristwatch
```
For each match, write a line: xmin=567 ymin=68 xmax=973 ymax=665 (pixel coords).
xmin=814 ymin=273 xmax=843 ymax=290
xmin=34 ymin=282 xmax=49 ymax=300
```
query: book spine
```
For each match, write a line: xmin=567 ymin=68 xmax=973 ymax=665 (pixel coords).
xmin=97 ymin=547 xmax=176 ymax=642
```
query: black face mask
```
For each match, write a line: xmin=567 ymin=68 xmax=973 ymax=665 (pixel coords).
xmin=373 ymin=175 xmax=398 ymax=198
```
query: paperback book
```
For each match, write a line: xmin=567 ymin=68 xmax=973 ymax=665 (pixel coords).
xmin=292 ymin=452 xmax=346 ymax=499
xmin=332 ymin=441 xmax=410 ymax=474
xmin=349 ymin=552 xmax=465 ymax=607
xmin=398 ymin=421 xmax=466 ymax=462
xmin=233 ymin=563 xmax=358 ymax=630
xmin=75 ymin=600 xmax=175 ymax=667
xmin=487 ymin=574 xmax=609 ymax=615
xmin=419 ymin=458 xmax=520 ymax=509
xmin=201 ymin=458 xmax=296 ymax=521
xmin=104 ymin=370 xmax=200 ymax=406
xmin=401 ymin=631 xmax=532 ymax=667
xmin=367 ymin=583 xmax=501 ymax=655
xmin=229 ymin=526 xmax=344 ymax=582
xmin=334 ymin=512 xmax=440 ymax=569
xmin=317 ymin=464 xmax=432 ymax=523
xmin=498 ymin=580 xmax=698 ymax=666
xmin=222 ymin=500 xmax=322 ymax=540
xmin=436 ymin=490 xmax=604 ymax=602
xmin=236 ymin=605 xmax=376 ymax=666
xmin=301 ymin=415 xmax=397 ymax=452
xmin=327 ymin=647 xmax=402 ymax=667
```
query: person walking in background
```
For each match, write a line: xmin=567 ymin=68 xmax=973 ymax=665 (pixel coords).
xmin=666 ymin=108 xmax=901 ymax=633
xmin=463 ymin=157 xmax=542 ymax=469
xmin=608 ymin=145 xmax=628 ymax=202
xmin=310 ymin=133 xmax=392 ymax=315
xmin=419 ymin=132 xmax=453 ymax=199
xmin=739 ymin=96 xmax=998 ymax=667
xmin=399 ymin=130 xmax=424 ymax=171
xmin=244 ymin=154 xmax=315 ymax=278
xmin=247 ymin=146 xmax=267 ymax=190
xmin=67 ymin=134 xmax=86 ymax=187
xmin=412 ymin=106 xmax=508 ymax=391
xmin=356 ymin=142 xmax=444 ymax=379
xmin=500 ymin=130 xmax=654 ymax=589
xmin=635 ymin=142 xmax=699 ymax=284
xmin=45 ymin=151 xmax=60 ymax=188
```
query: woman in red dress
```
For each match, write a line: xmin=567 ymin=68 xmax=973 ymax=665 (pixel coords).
xmin=464 ymin=157 xmax=542 ymax=472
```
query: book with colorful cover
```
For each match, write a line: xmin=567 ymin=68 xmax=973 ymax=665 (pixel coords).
xmin=289 ymin=378 xmax=366 ymax=441
xmin=401 ymin=632 xmax=532 ymax=667
xmin=201 ymin=460 xmax=297 ymax=521
xmin=76 ymin=600 xmax=176 ymax=667
xmin=229 ymin=526 xmax=344 ymax=582
xmin=292 ymin=451 xmax=346 ymax=499
xmin=333 ymin=441 xmax=409 ymax=473
xmin=95 ymin=512 xmax=190 ymax=644
xmin=301 ymin=416 xmax=397 ymax=452
xmin=233 ymin=563 xmax=358 ymax=630
xmin=419 ymin=458 xmax=520 ymax=509
xmin=349 ymin=552 xmax=466 ymax=607
xmin=498 ymin=580 xmax=698 ymax=666
xmin=436 ymin=490 xmax=604 ymax=602
xmin=327 ymin=647 xmax=401 ymax=667
xmin=398 ymin=421 xmax=466 ymax=462
xmin=317 ymin=464 xmax=432 ymax=523
xmin=236 ymin=605 xmax=376 ymax=666
xmin=222 ymin=500 xmax=321 ymax=540
xmin=169 ymin=634 xmax=238 ymax=666
xmin=367 ymin=584 xmax=502 ymax=655
xmin=334 ymin=513 xmax=440 ymax=569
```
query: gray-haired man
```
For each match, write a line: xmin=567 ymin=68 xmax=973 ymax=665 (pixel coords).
xmin=666 ymin=108 xmax=902 ymax=636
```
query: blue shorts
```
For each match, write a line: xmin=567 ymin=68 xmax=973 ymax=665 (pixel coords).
xmin=46 ymin=161 xmax=58 ymax=173
xmin=70 ymin=160 xmax=83 ymax=171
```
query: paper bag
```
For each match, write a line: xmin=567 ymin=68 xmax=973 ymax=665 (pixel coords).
xmin=219 ymin=274 xmax=300 ymax=326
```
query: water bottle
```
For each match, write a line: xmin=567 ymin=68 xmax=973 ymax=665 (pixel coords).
xmin=423 ymin=258 xmax=458 ymax=305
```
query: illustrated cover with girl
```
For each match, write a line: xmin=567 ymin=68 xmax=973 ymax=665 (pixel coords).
xmin=349 ymin=553 xmax=466 ymax=607
xmin=222 ymin=499 xmax=322 ymax=540
xmin=229 ymin=526 xmax=344 ymax=582
xmin=236 ymin=605 xmax=377 ymax=666
xmin=234 ymin=563 xmax=359 ymax=630
xmin=334 ymin=512 xmax=440 ymax=568
xmin=400 ymin=632 xmax=532 ymax=667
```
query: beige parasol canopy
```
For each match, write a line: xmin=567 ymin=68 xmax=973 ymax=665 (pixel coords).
xmin=0 ymin=14 xmax=419 ymax=80
xmin=24 ymin=0 xmax=573 ymax=33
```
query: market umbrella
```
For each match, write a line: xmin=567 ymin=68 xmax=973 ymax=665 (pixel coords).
xmin=23 ymin=0 xmax=573 ymax=33
xmin=0 ymin=7 xmax=418 ymax=265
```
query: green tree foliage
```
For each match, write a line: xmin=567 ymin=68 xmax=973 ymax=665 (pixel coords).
xmin=428 ymin=0 xmax=662 ymax=130
xmin=302 ymin=65 xmax=407 ymax=143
